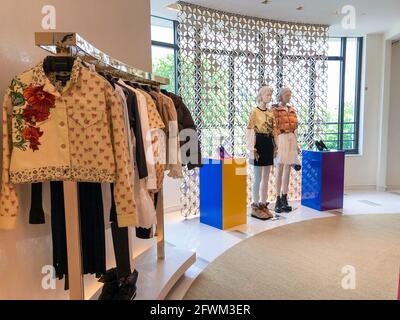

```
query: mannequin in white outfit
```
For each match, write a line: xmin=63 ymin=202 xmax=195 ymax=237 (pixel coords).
xmin=272 ymin=87 xmax=300 ymax=213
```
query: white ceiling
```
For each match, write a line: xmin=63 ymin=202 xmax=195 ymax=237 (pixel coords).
xmin=151 ymin=0 xmax=400 ymax=37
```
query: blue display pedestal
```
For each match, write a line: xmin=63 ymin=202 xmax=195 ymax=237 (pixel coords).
xmin=301 ymin=150 xmax=345 ymax=211
xmin=200 ymin=158 xmax=247 ymax=230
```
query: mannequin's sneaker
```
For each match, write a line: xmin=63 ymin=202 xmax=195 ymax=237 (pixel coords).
xmin=113 ymin=269 xmax=139 ymax=300
xmin=258 ymin=203 xmax=273 ymax=219
xmin=281 ymin=194 xmax=293 ymax=212
xmin=98 ymin=268 xmax=118 ymax=300
xmin=251 ymin=203 xmax=271 ymax=221
xmin=275 ymin=196 xmax=283 ymax=213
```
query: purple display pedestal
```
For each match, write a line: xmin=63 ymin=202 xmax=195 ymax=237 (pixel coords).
xmin=301 ymin=150 xmax=345 ymax=211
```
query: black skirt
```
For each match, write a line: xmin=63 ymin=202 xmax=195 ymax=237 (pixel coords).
xmin=250 ymin=133 xmax=274 ymax=167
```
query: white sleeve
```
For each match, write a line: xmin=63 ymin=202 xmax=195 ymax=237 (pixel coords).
xmin=134 ymin=90 xmax=157 ymax=190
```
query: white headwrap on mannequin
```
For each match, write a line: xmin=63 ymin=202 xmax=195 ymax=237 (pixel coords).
xmin=277 ymin=87 xmax=292 ymax=102
xmin=256 ymin=85 xmax=273 ymax=105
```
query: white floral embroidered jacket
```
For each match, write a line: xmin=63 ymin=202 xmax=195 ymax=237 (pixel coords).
xmin=0 ymin=58 xmax=136 ymax=230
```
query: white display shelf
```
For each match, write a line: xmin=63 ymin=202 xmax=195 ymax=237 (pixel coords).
xmin=91 ymin=243 xmax=196 ymax=300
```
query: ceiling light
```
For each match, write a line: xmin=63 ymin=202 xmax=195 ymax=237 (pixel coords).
xmin=166 ymin=3 xmax=180 ymax=12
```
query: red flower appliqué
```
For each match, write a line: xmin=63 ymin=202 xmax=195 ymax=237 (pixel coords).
xmin=22 ymin=104 xmax=51 ymax=125
xmin=22 ymin=126 xmax=44 ymax=152
xmin=15 ymin=85 xmax=57 ymax=151
xmin=23 ymin=85 xmax=56 ymax=110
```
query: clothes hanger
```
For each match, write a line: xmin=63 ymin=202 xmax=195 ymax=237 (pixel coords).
xmin=43 ymin=56 xmax=76 ymax=73
xmin=97 ymin=72 xmax=115 ymax=88
xmin=151 ymin=84 xmax=161 ymax=92
xmin=139 ymin=84 xmax=151 ymax=92
xmin=123 ymin=80 xmax=139 ymax=89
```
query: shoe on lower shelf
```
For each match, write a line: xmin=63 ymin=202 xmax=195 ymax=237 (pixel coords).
xmin=98 ymin=268 xmax=118 ymax=300
xmin=113 ymin=269 xmax=139 ymax=301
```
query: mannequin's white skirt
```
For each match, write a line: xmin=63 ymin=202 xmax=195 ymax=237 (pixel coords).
xmin=274 ymin=132 xmax=300 ymax=165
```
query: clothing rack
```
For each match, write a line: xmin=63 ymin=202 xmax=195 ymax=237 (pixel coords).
xmin=35 ymin=32 xmax=169 ymax=300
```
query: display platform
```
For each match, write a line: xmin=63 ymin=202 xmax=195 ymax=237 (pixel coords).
xmin=301 ymin=150 xmax=345 ymax=211
xmin=91 ymin=243 xmax=196 ymax=300
xmin=200 ymin=158 xmax=247 ymax=230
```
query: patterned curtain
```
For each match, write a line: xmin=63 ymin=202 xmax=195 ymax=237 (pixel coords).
xmin=177 ymin=1 xmax=329 ymax=217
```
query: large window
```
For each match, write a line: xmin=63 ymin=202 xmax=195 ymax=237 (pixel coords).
xmin=151 ymin=16 xmax=178 ymax=93
xmin=324 ymin=37 xmax=363 ymax=154
xmin=152 ymin=17 xmax=363 ymax=154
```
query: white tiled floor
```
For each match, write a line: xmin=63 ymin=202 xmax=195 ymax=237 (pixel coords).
xmin=164 ymin=190 xmax=400 ymax=300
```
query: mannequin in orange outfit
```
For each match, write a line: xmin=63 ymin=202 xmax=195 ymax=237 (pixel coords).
xmin=272 ymin=87 xmax=300 ymax=213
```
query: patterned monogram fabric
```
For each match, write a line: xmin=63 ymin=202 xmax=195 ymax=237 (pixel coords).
xmin=0 ymin=58 xmax=136 ymax=229
xmin=177 ymin=2 xmax=329 ymax=217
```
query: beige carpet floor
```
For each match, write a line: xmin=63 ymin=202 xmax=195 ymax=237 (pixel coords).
xmin=184 ymin=215 xmax=400 ymax=300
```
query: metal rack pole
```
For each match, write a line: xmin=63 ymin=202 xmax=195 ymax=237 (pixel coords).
xmin=63 ymin=181 xmax=84 ymax=299
xmin=156 ymin=189 xmax=165 ymax=260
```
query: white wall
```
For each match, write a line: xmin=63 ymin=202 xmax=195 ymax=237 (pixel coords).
xmin=345 ymin=34 xmax=400 ymax=191
xmin=344 ymin=34 xmax=387 ymax=189
xmin=386 ymin=21 xmax=400 ymax=41
xmin=0 ymin=0 xmax=152 ymax=93
xmin=0 ymin=0 xmax=151 ymax=300
xmin=387 ymin=41 xmax=400 ymax=189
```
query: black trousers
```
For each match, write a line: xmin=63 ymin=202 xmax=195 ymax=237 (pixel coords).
xmin=109 ymin=184 xmax=131 ymax=279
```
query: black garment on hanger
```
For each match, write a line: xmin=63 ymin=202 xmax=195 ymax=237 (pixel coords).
xmin=161 ymin=90 xmax=203 ymax=170
xmin=48 ymin=182 xmax=106 ymax=284
xmin=50 ymin=181 xmax=68 ymax=280
xmin=79 ymin=183 xmax=106 ymax=276
xmin=29 ymin=183 xmax=45 ymax=224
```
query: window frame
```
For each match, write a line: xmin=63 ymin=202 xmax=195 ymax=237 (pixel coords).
xmin=277 ymin=36 xmax=363 ymax=154
xmin=327 ymin=37 xmax=363 ymax=155
xmin=151 ymin=15 xmax=179 ymax=93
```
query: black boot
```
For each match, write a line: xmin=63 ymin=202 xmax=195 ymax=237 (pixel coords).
xmin=113 ymin=269 xmax=139 ymax=300
xmin=275 ymin=196 xmax=283 ymax=213
xmin=98 ymin=268 xmax=119 ymax=300
xmin=282 ymin=194 xmax=293 ymax=212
